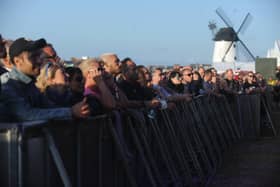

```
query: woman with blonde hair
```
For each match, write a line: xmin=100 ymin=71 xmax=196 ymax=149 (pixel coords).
xmin=36 ymin=62 xmax=72 ymax=106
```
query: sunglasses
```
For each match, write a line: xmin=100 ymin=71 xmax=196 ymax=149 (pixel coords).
xmin=248 ymin=75 xmax=253 ymax=77
xmin=98 ymin=67 xmax=105 ymax=72
xmin=184 ymin=73 xmax=193 ymax=77
xmin=89 ymin=67 xmax=105 ymax=72
xmin=46 ymin=54 xmax=58 ymax=59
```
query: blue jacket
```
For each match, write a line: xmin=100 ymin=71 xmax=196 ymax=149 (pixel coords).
xmin=0 ymin=68 xmax=72 ymax=122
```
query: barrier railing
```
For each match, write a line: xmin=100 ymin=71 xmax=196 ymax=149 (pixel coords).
xmin=0 ymin=94 xmax=277 ymax=187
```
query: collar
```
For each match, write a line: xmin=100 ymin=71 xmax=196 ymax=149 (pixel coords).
xmin=9 ymin=67 xmax=33 ymax=84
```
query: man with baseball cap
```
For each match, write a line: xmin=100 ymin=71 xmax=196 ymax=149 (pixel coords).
xmin=0 ymin=37 xmax=90 ymax=121
xmin=0 ymin=34 xmax=8 ymax=75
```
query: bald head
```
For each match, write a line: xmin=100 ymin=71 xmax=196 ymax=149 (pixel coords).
xmin=100 ymin=53 xmax=120 ymax=75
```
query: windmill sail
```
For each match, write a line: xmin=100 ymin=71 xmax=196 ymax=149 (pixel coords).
xmin=212 ymin=8 xmax=255 ymax=72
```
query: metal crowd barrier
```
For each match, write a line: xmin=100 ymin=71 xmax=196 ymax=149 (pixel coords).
xmin=0 ymin=95 xmax=276 ymax=187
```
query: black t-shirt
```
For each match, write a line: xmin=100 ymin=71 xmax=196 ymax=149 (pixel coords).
xmin=117 ymin=80 xmax=155 ymax=100
xmin=243 ymin=81 xmax=259 ymax=90
xmin=167 ymin=80 xmax=184 ymax=94
xmin=225 ymin=79 xmax=240 ymax=92
xmin=86 ymin=95 xmax=104 ymax=115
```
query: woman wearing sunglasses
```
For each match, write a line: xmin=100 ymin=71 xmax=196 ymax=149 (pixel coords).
xmin=36 ymin=62 xmax=73 ymax=106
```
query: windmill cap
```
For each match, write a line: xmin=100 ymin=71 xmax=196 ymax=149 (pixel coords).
xmin=214 ymin=27 xmax=238 ymax=41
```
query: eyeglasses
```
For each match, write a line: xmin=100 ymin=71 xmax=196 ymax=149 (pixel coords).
xmin=183 ymin=73 xmax=193 ymax=77
xmin=89 ymin=67 xmax=105 ymax=72
xmin=46 ymin=54 xmax=58 ymax=59
xmin=144 ymin=71 xmax=150 ymax=75
xmin=98 ymin=67 xmax=105 ymax=72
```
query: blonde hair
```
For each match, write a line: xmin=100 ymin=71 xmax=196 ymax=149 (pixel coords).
xmin=78 ymin=58 xmax=99 ymax=77
xmin=36 ymin=63 xmax=63 ymax=92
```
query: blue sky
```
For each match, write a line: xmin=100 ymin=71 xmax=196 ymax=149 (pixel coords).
xmin=0 ymin=0 xmax=279 ymax=65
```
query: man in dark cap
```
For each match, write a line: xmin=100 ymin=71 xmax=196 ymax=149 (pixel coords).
xmin=0 ymin=34 xmax=8 ymax=75
xmin=0 ymin=37 xmax=90 ymax=122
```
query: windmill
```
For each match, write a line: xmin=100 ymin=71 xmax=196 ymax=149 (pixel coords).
xmin=212 ymin=8 xmax=255 ymax=64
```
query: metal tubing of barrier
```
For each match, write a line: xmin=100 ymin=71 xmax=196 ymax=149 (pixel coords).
xmin=106 ymin=117 xmax=138 ymax=187
xmin=236 ymin=96 xmax=244 ymax=137
xmin=261 ymin=97 xmax=277 ymax=136
xmin=125 ymin=116 xmax=157 ymax=187
xmin=0 ymin=126 xmax=22 ymax=187
xmin=13 ymin=128 xmax=20 ymax=187
xmin=188 ymin=101 xmax=221 ymax=169
xmin=1 ymin=94 xmax=277 ymax=187
xmin=235 ymin=94 xmax=262 ymax=138
xmin=213 ymin=99 xmax=235 ymax=144
xmin=248 ymin=95 xmax=258 ymax=137
xmin=98 ymin=119 xmax=103 ymax=187
xmin=206 ymin=97 xmax=228 ymax=149
xmin=252 ymin=95 xmax=261 ymax=137
xmin=147 ymin=117 xmax=181 ymax=186
xmin=210 ymin=97 xmax=234 ymax=146
xmin=221 ymin=96 xmax=241 ymax=139
xmin=171 ymin=104 xmax=206 ymax=183
xmin=180 ymin=103 xmax=214 ymax=178
xmin=203 ymin=97 xmax=229 ymax=150
xmin=76 ymin=124 xmax=81 ymax=187
xmin=160 ymin=110 xmax=194 ymax=186
xmin=241 ymin=95 xmax=252 ymax=137
xmin=126 ymin=111 xmax=164 ymax=186
xmin=213 ymin=97 xmax=235 ymax=142
xmin=43 ymin=128 xmax=72 ymax=187
xmin=17 ymin=129 xmax=22 ymax=187
xmin=187 ymin=102 xmax=218 ymax=169
xmin=207 ymin=98 xmax=231 ymax=148
xmin=192 ymin=99 xmax=223 ymax=167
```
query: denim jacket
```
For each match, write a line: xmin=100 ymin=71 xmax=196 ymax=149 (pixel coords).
xmin=0 ymin=68 xmax=72 ymax=122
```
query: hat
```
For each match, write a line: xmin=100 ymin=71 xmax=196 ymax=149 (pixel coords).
xmin=9 ymin=37 xmax=47 ymax=62
xmin=0 ymin=34 xmax=5 ymax=45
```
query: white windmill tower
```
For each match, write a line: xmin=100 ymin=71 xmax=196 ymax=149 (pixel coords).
xmin=211 ymin=8 xmax=256 ymax=72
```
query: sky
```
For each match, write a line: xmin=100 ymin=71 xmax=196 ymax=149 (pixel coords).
xmin=0 ymin=0 xmax=279 ymax=66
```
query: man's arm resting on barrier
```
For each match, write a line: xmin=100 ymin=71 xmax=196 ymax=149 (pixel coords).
xmin=4 ymin=96 xmax=90 ymax=121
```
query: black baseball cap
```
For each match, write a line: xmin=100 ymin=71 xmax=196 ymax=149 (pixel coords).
xmin=9 ymin=37 xmax=47 ymax=62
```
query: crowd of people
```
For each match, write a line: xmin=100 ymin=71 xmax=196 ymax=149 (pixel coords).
xmin=0 ymin=35 xmax=279 ymax=122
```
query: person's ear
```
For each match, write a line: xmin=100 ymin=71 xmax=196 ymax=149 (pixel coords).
xmin=13 ymin=56 xmax=23 ymax=67
xmin=87 ymin=70 xmax=93 ymax=80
